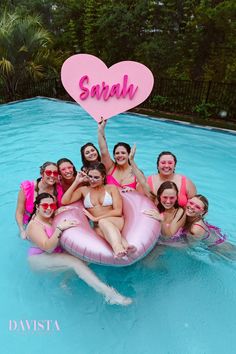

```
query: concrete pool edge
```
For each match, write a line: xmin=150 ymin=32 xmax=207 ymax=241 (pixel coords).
xmin=1 ymin=96 xmax=236 ymax=136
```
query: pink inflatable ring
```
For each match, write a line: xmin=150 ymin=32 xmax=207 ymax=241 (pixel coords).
xmin=53 ymin=191 xmax=160 ymax=266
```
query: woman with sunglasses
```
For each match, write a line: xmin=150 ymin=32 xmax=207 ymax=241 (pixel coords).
xmin=184 ymin=195 xmax=236 ymax=260
xmin=98 ymin=120 xmax=137 ymax=191
xmin=16 ymin=161 xmax=63 ymax=240
xmin=27 ymin=192 xmax=132 ymax=305
xmin=129 ymin=146 xmax=185 ymax=241
xmin=62 ymin=162 xmax=136 ymax=258
xmin=142 ymin=181 xmax=186 ymax=245
xmin=80 ymin=143 xmax=101 ymax=172
xmin=57 ymin=158 xmax=77 ymax=192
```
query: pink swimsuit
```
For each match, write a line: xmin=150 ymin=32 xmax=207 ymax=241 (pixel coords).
xmin=147 ymin=175 xmax=188 ymax=207
xmin=28 ymin=219 xmax=63 ymax=256
xmin=189 ymin=222 xmax=226 ymax=247
xmin=21 ymin=180 xmax=63 ymax=224
xmin=106 ymin=166 xmax=137 ymax=189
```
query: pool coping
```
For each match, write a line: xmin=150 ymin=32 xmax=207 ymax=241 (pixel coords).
xmin=1 ymin=96 xmax=236 ymax=136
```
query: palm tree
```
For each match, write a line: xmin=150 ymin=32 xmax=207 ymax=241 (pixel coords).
xmin=0 ymin=11 xmax=53 ymax=99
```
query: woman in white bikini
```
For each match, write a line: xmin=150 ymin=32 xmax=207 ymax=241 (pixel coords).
xmin=61 ymin=162 xmax=136 ymax=258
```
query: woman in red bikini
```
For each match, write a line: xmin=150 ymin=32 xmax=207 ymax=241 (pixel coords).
xmin=98 ymin=119 xmax=137 ymax=191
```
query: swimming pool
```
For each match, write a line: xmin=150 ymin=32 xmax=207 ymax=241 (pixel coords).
xmin=1 ymin=97 xmax=236 ymax=354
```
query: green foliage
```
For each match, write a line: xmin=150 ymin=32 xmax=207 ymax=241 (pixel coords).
xmin=0 ymin=0 xmax=235 ymax=88
xmin=0 ymin=10 xmax=54 ymax=97
xmin=150 ymin=95 xmax=169 ymax=109
xmin=194 ymin=102 xmax=216 ymax=119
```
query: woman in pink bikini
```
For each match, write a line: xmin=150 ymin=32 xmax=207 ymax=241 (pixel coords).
xmin=27 ymin=192 xmax=132 ymax=305
xmin=98 ymin=120 xmax=137 ymax=191
xmin=61 ymin=162 xmax=136 ymax=258
xmin=16 ymin=161 xmax=63 ymax=240
xmin=184 ymin=195 xmax=236 ymax=260
xmin=143 ymin=181 xmax=186 ymax=243
xmin=146 ymin=151 xmax=196 ymax=207
xmin=57 ymin=158 xmax=77 ymax=192
xmin=129 ymin=145 xmax=196 ymax=206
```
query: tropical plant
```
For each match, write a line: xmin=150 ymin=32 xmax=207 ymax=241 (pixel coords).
xmin=0 ymin=11 xmax=53 ymax=98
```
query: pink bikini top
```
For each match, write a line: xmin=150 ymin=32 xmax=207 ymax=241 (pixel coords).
xmin=28 ymin=218 xmax=63 ymax=256
xmin=21 ymin=180 xmax=63 ymax=224
xmin=106 ymin=166 xmax=137 ymax=189
xmin=147 ymin=175 xmax=188 ymax=207
xmin=189 ymin=222 xmax=226 ymax=246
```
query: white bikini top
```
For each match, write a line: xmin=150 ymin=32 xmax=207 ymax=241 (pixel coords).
xmin=84 ymin=191 xmax=113 ymax=209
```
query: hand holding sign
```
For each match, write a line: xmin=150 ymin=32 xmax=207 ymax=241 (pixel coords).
xmin=61 ymin=54 xmax=154 ymax=122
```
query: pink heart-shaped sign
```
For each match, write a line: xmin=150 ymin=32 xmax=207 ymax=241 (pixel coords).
xmin=61 ymin=54 xmax=154 ymax=122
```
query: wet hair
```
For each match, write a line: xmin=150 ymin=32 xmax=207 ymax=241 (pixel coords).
xmin=35 ymin=161 xmax=58 ymax=198
xmin=86 ymin=162 xmax=107 ymax=184
xmin=57 ymin=158 xmax=77 ymax=177
xmin=156 ymin=181 xmax=179 ymax=213
xmin=156 ymin=151 xmax=177 ymax=170
xmin=28 ymin=193 xmax=55 ymax=222
xmin=80 ymin=143 xmax=101 ymax=168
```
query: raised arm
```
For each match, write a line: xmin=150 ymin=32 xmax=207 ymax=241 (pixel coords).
xmin=15 ymin=189 xmax=27 ymax=239
xmin=129 ymin=145 xmax=155 ymax=201
xmin=97 ymin=119 xmax=114 ymax=172
xmin=61 ymin=173 xmax=86 ymax=205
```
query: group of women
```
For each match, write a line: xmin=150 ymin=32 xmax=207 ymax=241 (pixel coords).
xmin=15 ymin=118 xmax=235 ymax=306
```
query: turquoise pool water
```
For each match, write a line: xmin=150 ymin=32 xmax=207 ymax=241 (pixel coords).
xmin=1 ymin=97 xmax=236 ymax=354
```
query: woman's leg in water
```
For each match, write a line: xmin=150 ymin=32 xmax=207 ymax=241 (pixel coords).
xmin=28 ymin=253 xmax=132 ymax=305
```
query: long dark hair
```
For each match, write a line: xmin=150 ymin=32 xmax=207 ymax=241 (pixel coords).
xmin=113 ymin=142 xmax=131 ymax=165
xmin=35 ymin=161 xmax=58 ymax=198
xmin=156 ymin=181 xmax=179 ymax=213
xmin=57 ymin=158 xmax=77 ymax=176
xmin=28 ymin=193 xmax=55 ymax=222
xmin=80 ymin=143 xmax=101 ymax=168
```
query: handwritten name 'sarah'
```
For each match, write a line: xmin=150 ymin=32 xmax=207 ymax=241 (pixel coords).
xmin=79 ymin=74 xmax=138 ymax=101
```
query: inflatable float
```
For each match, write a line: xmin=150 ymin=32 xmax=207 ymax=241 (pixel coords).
xmin=53 ymin=191 xmax=160 ymax=266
